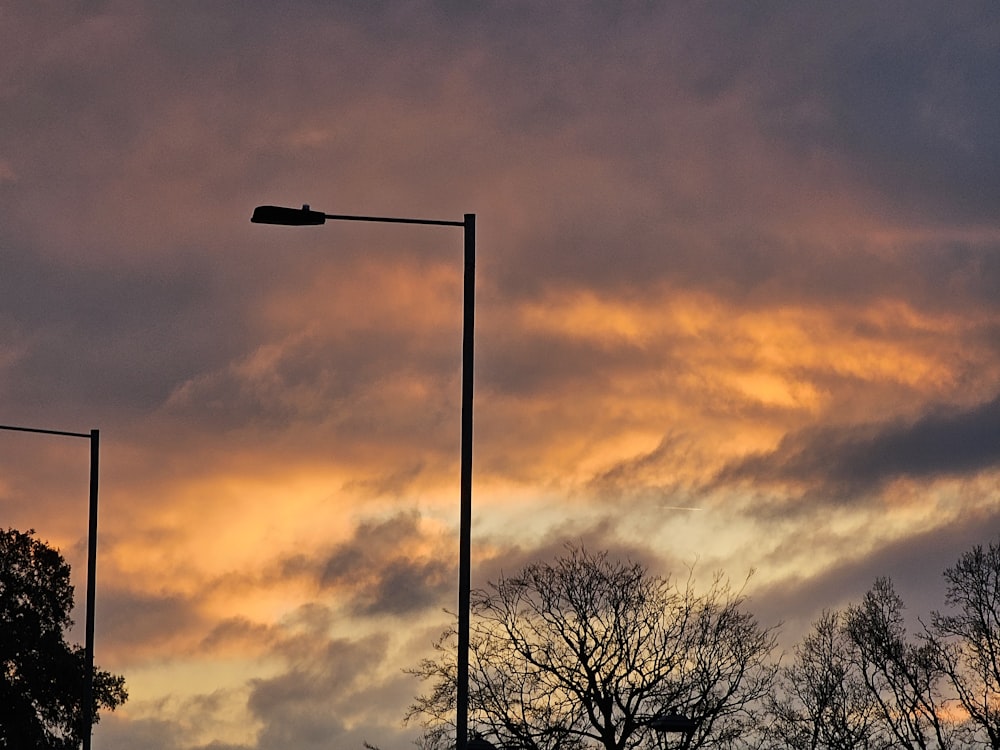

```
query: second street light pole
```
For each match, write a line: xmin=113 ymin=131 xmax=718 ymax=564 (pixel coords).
xmin=84 ymin=428 xmax=99 ymax=750
xmin=0 ymin=423 xmax=100 ymax=750
xmin=251 ymin=204 xmax=476 ymax=750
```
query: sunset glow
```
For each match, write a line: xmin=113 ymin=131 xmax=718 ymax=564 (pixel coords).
xmin=2 ymin=3 xmax=1000 ymax=749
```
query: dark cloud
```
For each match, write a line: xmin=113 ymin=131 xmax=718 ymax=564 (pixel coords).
xmin=477 ymin=2 xmax=1000 ymax=298
xmin=749 ymin=2 xmax=1000 ymax=224
xmin=0 ymin=245 xmax=239 ymax=421
xmin=314 ymin=512 xmax=453 ymax=616
xmin=355 ymin=557 xmax=453 ymax=616
xmin=719 ymin=392 xmax=1000 ymax=496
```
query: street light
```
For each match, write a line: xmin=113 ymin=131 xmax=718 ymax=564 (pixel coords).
xmin=251 ymin=203 xmax=477 ymax=750
xmin=0 ymin=423 xmax=100 ymax=750
xmin=650 ymin=711 xmax=698 ymax=749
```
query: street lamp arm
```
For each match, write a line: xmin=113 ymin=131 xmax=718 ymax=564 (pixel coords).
xmin=324 ymin=212 xmax=465 ymax=227
xmin=0 ymin=423 xmax=92 ymax=440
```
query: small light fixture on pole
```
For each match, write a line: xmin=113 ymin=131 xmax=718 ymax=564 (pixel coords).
xmin=0 ymin=423 xmax=100 ymax=750
xmin=251 ymin=203 xmax=477 ymax=750
xmin=650 ymin=711 xmax=698 ymax=749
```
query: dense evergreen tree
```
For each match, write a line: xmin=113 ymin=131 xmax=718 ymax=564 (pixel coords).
xmin=0 ymin=528 xmax=127 ymax=749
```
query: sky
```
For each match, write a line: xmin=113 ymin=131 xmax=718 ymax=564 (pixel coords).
xmin=2 ymin=1 xmax=1000 ymax=748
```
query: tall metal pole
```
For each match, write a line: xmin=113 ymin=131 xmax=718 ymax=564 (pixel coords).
xmin=83 ymin=428 xmax=100 ymax=750
xmin=456 ymin=214 xmax=475 ymax=750
xmin=0 ymin=423 xmax=99 ymax=750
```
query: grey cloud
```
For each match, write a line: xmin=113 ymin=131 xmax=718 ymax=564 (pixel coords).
xmin=313 ymin=512 xmax=453 ymax=616
xmin=95 ymin=587 xmax=206 ymax=658
xmin=718 ymin=392 xmax=1000 ymax=495
xmin=479 ymin=323 xmax=653 ymax=399
xmin=95 ymin=688 xmax=257 ymax=750
xmin=356 ymin=557 xmax=453 ymax=616
xmin=162 ymin=320 xmax=459 ymax=439
xmin=101 ymin=606 xmax=417 ymax=750
xmin=248 ymin=620 xmax=391 ymax=750
xmin=887 ymin=240 xmax=1000 ymax=317
xmin=341 ymin=461 xmax=427 ymax=499
xmin=321 ymin=513 xmax=424 ymax=584
xmin=474 ymin=519 xmax=686 ymax=597
xmin=475 ymin=2 xmax=1000 ymax=299
xmin=0 ymin=245 xmax=239 ymax=421
xmin=199 ymin=616 xmax=276 ymax=654
xmin=751 ymin=2 xmax=1000 ymax=223
xmin=584 ymin=433 xmax=701 ymax=506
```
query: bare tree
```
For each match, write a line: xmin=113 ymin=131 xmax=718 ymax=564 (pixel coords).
xmin=407 ymin=546 xmax=777 ymax=750
xmin=764 ymin=610 xmax=886 ymax=750
xmin=764 ymin=579 xmax=957 ymax=750
xmin=928 ymin=540 xmax=1000 ymax=749
xmin=845 ymin=577 xmax=953 ymax=749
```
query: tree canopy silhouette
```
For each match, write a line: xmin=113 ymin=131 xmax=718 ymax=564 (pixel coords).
xmin=0 ymin=528 xmax=127 ymax=749
xmin=929 ymin=539 xmax=1000 ymax=749
xmin=407 ymin=545 xmax=777 ymax=750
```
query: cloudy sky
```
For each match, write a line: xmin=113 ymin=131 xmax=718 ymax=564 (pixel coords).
xmin=2 ymin=2 xmax=1000 ymax=748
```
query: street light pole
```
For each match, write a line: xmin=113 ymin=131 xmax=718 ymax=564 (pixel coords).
xmin=84 ymin=428 xmax=100 ymax=750
xmin=456 ymin=212 xmax=475 ymax=750
xmin=0 ymin=423 xmax=100 ymax=750
xmin=251 ymin=204 xmax=476 ymax=750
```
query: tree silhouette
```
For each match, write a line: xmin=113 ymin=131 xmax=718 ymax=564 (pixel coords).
xmin=0 ymin=528 xmax=127 ymax=748
xmin=845 ymin=578 xmax=951 ymax=749
xmin=765 ymin=580 xmax=956 ymax=750
xmin=407 ymin=546 xmax=777 ymax=750
xmin=929 ymin=540 xmax=1000 ymax=749
xmin=765 ymin=609 xmax=883 ymax=750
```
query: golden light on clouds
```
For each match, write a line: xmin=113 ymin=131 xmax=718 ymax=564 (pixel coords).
xmin=261 ymin=259 xmax=462 ymax=333
xmin=4 ymin=4 xmax=1000 ymax=749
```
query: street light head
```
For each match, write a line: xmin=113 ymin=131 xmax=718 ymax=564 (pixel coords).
xmin=650 ymin=712 xmax=698 ymax=735
xmin=250 ymin=204 xmax=326 ymax=225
